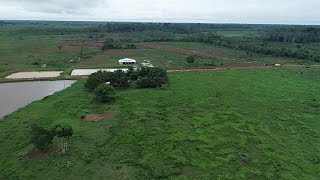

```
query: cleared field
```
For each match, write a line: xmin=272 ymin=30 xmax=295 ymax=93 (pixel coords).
xmin=6 ymin=71 xmax=63 ymax=79
xmin=1 ymin=67 xmax=320 ymax=179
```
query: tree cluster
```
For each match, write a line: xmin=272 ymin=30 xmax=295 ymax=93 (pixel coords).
xmin=194 ymin=32 xmax=320 ymax=62
xmin=84 ymin=70 xmax=130 ymax=91
xmin=101 ymin=38 xmax=136 ymax=51
xmin=133 ymin=67 xmax=169 ymax=88
xmin=85 ymin=67 xmax=168 ymax=91
xmin=266 ymin=27 xmax=320 ymax=44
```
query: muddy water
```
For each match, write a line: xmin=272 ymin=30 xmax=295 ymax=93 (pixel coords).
xmin=0 ymin=80 xmax=76 ymax=120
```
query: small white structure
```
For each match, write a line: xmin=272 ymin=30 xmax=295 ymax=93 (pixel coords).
xmin=142 ymin=63 xmax=154 ymax=67
xmin=119 ymin=58 xmax=136 ymax=65
xmin=275 ymin=64 xmax=281 ymax=67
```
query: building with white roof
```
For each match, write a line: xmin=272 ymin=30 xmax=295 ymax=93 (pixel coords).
xmin=119 ymin=58 xmax=136 ymax=65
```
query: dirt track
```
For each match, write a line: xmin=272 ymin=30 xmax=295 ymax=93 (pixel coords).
xmin=167 ymin=65 xmax=275 ymax=72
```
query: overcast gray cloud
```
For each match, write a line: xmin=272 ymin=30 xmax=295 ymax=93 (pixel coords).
xmin=0 ymin=0 xmax=319 ymax=24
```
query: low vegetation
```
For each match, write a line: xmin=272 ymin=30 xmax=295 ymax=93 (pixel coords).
xmin=1 ymin=21 xmax=320 ymax=179
xmin=1 ymin=68 xmax=320 ymax=179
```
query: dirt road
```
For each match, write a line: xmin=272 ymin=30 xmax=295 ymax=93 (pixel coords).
xmin=167 ymin=65 xmax=274 ymax=72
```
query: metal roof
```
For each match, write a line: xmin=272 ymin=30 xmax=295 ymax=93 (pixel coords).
xmin=119 ymin=58 xmax=136 ymax=63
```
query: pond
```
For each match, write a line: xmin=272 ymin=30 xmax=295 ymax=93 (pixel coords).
xmin=0 ymin=80 xmax=76 ymax=120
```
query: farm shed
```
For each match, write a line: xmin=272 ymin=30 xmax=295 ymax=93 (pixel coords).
xmin=119 ymin=58 xmax=136 ymax=65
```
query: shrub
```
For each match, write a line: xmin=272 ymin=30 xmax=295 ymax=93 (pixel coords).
xmin=32 ymin=61 xmax=40 ymax=65
xmin=186 ymin=56 xmax=195 ymax=63
xmin=54 ymin=124 xmax=73 ymax=153
xmin=30 ymin=124 xmax=55 ymax=151
xmin=94 ymin=84 xmax=116 ymax=103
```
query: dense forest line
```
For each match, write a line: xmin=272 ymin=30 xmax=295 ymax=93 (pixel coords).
xmin=4 ymin=21 xmax=262 ymax=35
xmin=266 ymin=27 xmax=320 ymax=43
xmin=201 ymin=32 xmax=320 ymax=61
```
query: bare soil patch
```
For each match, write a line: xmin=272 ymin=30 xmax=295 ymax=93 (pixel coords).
xmin=136 ymin=42 xmax=234 ymax=61
xmin=107 ymin=49 xmax=141 ymax=57
xmin=85 ymin=113 xmax=113 ymax=122
xmin=63 ymin=39 xmax=104 ymax=48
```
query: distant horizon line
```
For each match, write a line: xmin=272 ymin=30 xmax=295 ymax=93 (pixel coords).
xmin=1 ymin=19 xmax=320 ymax=26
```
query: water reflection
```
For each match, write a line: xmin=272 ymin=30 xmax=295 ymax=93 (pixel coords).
xmin=0 ymin=80 xmax=76 ymax=119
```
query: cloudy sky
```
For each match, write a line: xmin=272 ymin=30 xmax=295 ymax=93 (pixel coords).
xmin=0 ymin=0 xmax=319 ymax=24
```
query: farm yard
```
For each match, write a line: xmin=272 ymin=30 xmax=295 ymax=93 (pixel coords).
xmin=1 ymin=21 xmax=320 ymax=179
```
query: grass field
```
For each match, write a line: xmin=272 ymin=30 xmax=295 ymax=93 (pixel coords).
xmin=156 ymin=42 xmax=304 ymax=66
xmin=1 ymin=67 xmax=320 ymax=179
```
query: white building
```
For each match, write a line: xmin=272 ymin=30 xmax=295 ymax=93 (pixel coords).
xmin=119 ymin=58 xmax=136 ymax=65
xmin=71 ymin=68 xmax=128 ymax=76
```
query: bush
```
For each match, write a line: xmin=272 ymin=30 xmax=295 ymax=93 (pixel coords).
xmin=94 ymin=84 xmax=116 ymax=103
xmin=186 ymin=56 xmax=195 ymax=63
xmin=30 ymin=124 xmax=55 ymax=151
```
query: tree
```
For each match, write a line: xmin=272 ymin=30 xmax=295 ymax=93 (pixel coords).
xmin=136 ymin=77 xmax=167 ymax=88
xmin=134 ymin=67 xmax=168 ymax=88
xmin=94 ymin=84 xmax=116 ymax=103
xmin=80 ymin=40 xmax=86 ymax=57
xmin=84 ymin=71 xmax=107 ymax=91
xmin=54 ymin=124 xmax=73 ymax=153
xmin=56 ymin=45 xmax=63 ymax=51
xmin=109 ymin=70 xmax=130 ymax=88
xmin=186 ymin=56 xmax=195 ymax=64
xmin=101 ymin=38 xmax=118 ymax=52
xmin=30 ymin=124 xmax=55 ymax=151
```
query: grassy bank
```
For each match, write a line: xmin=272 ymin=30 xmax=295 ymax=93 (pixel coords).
xmin=1 ymin=67 xmax=320 ymax=179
